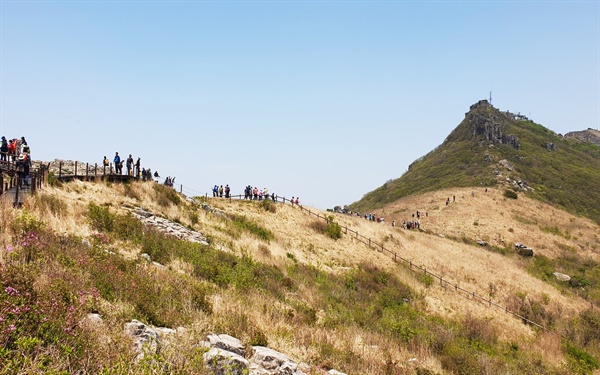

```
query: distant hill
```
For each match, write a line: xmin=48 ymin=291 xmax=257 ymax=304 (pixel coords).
xmin=565 ymin=128 xmax=600 ymax=147
xmin=350 ymin=100 xmax=600 ymax=224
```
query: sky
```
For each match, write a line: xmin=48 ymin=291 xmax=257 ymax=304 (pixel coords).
xmin=1 ymin=1 xmax=598 ymax=210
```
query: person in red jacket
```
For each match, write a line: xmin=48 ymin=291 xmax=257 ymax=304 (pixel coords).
xmin=7 ymin=139 xmax=16 ymax=161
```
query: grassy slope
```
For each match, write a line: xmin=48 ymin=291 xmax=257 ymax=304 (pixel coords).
xmin=1 ymin=180 xmax=600 ymax=374
xmin=350 ymin=105 xmax=600 ymax=225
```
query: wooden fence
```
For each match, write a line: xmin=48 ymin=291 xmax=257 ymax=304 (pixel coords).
xmin=196 ymin=192 xmax=550 ymax=331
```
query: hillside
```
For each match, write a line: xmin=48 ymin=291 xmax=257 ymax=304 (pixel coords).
xmin=1 ymin=178 xmax=599 ymax=374
xmin=350 ymin=100 xmax=600 ymax=225
xmin=565 ymin=128 xmax=600 ymax=147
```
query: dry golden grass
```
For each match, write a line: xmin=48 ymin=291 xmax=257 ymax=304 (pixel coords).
xmin=5 ymin=180 xmax=600 ymax=373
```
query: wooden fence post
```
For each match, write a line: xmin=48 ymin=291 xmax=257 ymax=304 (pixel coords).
xmin=75 ymin=161 xmax=78 ymax=176
xmin=59 ymin=161 xmax=62 ymax=178
xmin=14 ymin=178 xmax=20 ymax=207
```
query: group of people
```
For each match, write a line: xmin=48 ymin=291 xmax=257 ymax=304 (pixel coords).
xmin=104 ymin=152 xmax=142 ymax=177
xmin=243 ymin=185 xmax=273 ymax=201
xmin=102 ymin=152 xmax=161 ymax=183
xmin=1 ymin=136 xmax=32 ymax=187
xmin=213 ymin=184 xmax=231 ymax=198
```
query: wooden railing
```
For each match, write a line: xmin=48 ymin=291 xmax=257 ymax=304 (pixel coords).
xmin=188 ymin=191 xmax=552 ymax=331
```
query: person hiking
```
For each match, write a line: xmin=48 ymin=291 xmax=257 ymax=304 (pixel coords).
xmin=126 ymin=154 xmax=134 ymax=176
xmin=7 ymin=139 xmax=16 ymax=161
xmin=114 ymin=152 xmax=121 ymax=174
xmin=213 ymin=185 xmax=218 ymax=197
xmin=225 ymin=184 xmax=230 ymax=198
xmin=0 ymin=136 xmax=7 ymax=162
xmin=135 ymin=157 xmax=141 ymax=177
xmin=103 ymin=156 xmax=109 ymax=167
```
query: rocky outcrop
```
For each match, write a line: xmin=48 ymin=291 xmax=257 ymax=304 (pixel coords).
xmin=564 ymin=128 xmax=600 ymax=146
xmin=553 ymin=272 xmax=571 ymax=282
xmin=124 ymin=320 xmax=162 ymax=361
xmin=465 ymin=100 xmax=524 ymax=149
xmin=200 ymin=333 xmax=348 ymax=375
xmin=468 ymin=113 xmax=521 ymax=150
xmin=515 ymin=243 xmax=534 ymax=257
xmin=131 ymin=208 xmax=209 ymax=245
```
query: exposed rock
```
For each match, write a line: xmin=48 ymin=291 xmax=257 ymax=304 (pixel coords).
xmin=467 ymin=105 xmax=521 ymax=149
xmin=477 ymin=240 xmax=488 ymax=246
xmin=124 ymin=320 xmax=160 ymax=360
xmin=203 ymin=334 xmax=246 ymax=357
xmin=328 ymin=370 xmax=348 ymax=375
xmin=499 ymin=159 xmax=514 ymax=171
xmin=564 ymin=128 xmax=600 ymax=146
xmin=515 ymin=243 xmax=534 ymax=257
xmin=131 ymin=207 xmax=208 ymax=245
xmin=546 ymin=142 xmax=557 ymax=151
xmin=250 ymin=346 xmax=298 ymax=374
xmin=203 ymin=347 xmax=249 ymax=375
xmin=81 ymin=313 xmax=103 ymax=326
xmin=553 ymin=272 xmax=571 ymax=282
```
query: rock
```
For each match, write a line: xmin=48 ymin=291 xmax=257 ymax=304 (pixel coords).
xmin=124 ymin=320 xmax=160 ymax=360
xmin=553 ymin=272 xmax=571 ymax=282
xmin=140 ymin=253 xmax=151 ymax=262
xmin=131 ymin=209 xmax=209 ymax=245
xmin=203 ymin=334 xmax=246 ymax=357
xmin=203 ymin=347 xmax=249 ymax=375
xmin=81 ymin=313 xmax=103 ymax=326
xmin=499 ymin=159 xmax=514 ymax=171
xmin=516 ymin=247 xmax=534 ymax=257
xmin=250 ymin=346 xmax=297 ymax=375
xmin=328 ymin=370 xmax=348 ymax=375
xmin=477 ymin=240 xmax=487 ymax=246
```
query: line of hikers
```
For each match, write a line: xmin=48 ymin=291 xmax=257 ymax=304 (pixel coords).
xmin=211 ymin=184 xmax=300 ymax=205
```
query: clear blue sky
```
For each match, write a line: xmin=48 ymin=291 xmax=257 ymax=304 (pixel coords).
xmin=1 ymin=1 xmax=598 ymax=209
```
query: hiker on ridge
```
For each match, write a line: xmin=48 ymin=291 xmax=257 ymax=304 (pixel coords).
xmin=126 ymin=154 xmax=134 ymax=176
xmin=114 ymin=152 xmax=121 ymax=174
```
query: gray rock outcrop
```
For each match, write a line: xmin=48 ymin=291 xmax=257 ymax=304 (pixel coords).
xmin=515 ymin=242 xmax=534 ymax=257
xmin=132 ymin=208 xmax=208 ymax=244
xmin=553 ymin=272 xmax=571 ymax=282
xmin=124 ymin=320 xmax=161 ymax=360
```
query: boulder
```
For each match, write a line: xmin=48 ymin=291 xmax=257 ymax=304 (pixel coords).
xmin=203 ymin=334 xmax=246 ymax=357
xmin=203 ymin=347 xmax=249 ymax=375
xmin=553 ymin=272 xmax=571 ymax=282
xmin=516 ymin=247 xmax=534 ymax=257
xmin=250 ymin=346 xmax=297 ymax=375
xmin=124 ymin=320 xmax=160 ymax=360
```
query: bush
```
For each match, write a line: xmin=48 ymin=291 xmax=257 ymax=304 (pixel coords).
xmin=153 ymin=184 xmax=181 ymax=207
xmin=260 ymin=199 xmax=277 ymax=213
xmin=325 ymin=216 xmax=342 ymax=240
xmin=504 ymin=189 xmax=518 ymax=199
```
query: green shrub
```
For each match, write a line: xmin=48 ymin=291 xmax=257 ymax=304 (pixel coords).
xmin=260 ymin=199 xmax=277 ymax=213
xmin=504 ymin=189 xmax=518 ymax=199
xmin=230 ymin=215 xmax=274 ymax=242
xmin=88 ymin=202 xmax=115 ymax=232
xmin=564 ymin=340 xmax=599 ymax=374
xmin=325 ymin=216 xmax=342 ymax=240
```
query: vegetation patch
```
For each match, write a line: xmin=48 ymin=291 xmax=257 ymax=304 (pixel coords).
xmin=229 ymin=214 xmax=274 ymax=242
